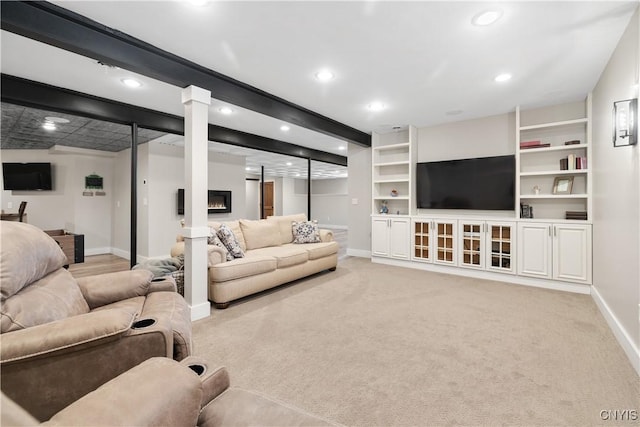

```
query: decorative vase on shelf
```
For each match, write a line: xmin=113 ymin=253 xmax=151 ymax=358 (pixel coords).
xmin=390 ymin=189 xmax=398 ymax=197
xmin=533 ymin=185 xmax=540 ymax=195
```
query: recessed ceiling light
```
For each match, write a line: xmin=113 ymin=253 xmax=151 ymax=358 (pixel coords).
xmin=286 ymin=162 xmax=293 ymax=166
xmin=187 ymin=0 xmax=208 ymax=6
xmin=367 ymin=101 xmax=386 ymax=112
xmin=121 ymin=78 xmax=142 ymax=88
xmin=315 ymin=69 xmax=335 ymax=82
xmin=338 ymin=146 xmax=346 ymax=150
xmin=280 ymin=125 xmax=290 ymax=132
xmin=296 ymin=173 xmax=301 ymax=177
xmin=219 ymin=106 xmax=233 ymax=115
xmin=42 ymin=121 xmax=56 ymax=131
xmin=45 ymin=116 xmax=70 ymax=124
xmin=472 ymin=9 xmax=503 ymax=26
xmin=494 ymin=73 xmax=512 ymax=82
xmin=245 ymin=167 xmax=252 ymax=171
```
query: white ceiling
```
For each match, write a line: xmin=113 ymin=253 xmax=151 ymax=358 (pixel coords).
xmin=154 ymin=133 xmax=347 ymax=179
xmin=1 ymin=1 xmax=637 ymax=161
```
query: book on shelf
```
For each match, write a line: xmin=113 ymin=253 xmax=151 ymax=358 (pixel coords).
xmin=565 ymin=211 xmax=587 ymax=220
xmin=520 ymin=140 xmax=542 ymax=147
xmin=520 ymin=143 xmax=551 ymax=149
xmin=560 ymin=158 xmax=569 ymax=170
xmin=579 ymin=157 xmax=587 ymax=169
xmin=564 ymin=139 xmax=581 ymax=145
xmin=560 ymin=156 xmax=587 ymax=170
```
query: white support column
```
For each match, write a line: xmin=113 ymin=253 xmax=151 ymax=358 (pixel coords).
xmin=181 ymin=85 xmax=211 ymax=321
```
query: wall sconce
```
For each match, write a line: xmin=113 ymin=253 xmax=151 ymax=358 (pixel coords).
xmin=613 ymin=98 xmax=637 ymax=147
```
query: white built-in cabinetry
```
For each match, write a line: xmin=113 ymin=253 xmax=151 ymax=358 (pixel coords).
xmin=370 ymin=98 xmax=593 ymax=293
xmin=412 ymin=218 xmax=457 ymax=266
xmin=517 ymin=95 xmax=592 ymax=221
xmin=412 ymin=218 xmax=516 ymax=274
xmin=517 ymin=222 xmax=592 ymax=283
xmin=371 ymin=216 xmax=410 ymax=259
xmin=371 ymin=126 xmax=416 ymax=216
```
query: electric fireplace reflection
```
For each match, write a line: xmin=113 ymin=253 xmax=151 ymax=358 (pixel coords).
xmin=177 ymin=189 xmax=232 ymax=214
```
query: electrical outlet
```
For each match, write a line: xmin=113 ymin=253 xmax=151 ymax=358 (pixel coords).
xmin=7 ymin=202 xmax=13 ymax=209
xmin=351 ymin=198 xmax=358 ymax=205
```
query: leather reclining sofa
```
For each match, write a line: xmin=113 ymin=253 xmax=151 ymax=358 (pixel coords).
xmin=1 ymin=356 xmax=336 ymax=426
xmin=0 ymin=220 xmax=339 ymax=426
xmin=0 ymin=221 xmax=191 ymax=420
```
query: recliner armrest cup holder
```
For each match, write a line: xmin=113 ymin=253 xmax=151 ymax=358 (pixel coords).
xmin=132 ymin=318 xmax=156 ymax=329
xmin=188 ymin=364 xmax=206 ymax=376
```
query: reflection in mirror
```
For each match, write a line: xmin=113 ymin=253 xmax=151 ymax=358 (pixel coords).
xmin=1 ymin=102 xmax=163 ymax=271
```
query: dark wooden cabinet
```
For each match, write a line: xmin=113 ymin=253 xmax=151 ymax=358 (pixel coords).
xmin=45 ymin=230 xmax=84 ymax=265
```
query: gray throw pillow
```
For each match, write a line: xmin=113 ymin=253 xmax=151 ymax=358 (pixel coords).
xmin=216 ymin=223 xmax=245 ymax=258
xmin=292 ymin=220 xmax=321 ymax=244
xmin=208 ymin=227 xmax=234 ymax=261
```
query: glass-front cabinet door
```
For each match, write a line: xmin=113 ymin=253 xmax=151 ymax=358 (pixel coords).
xmin=434 ymin=219 xmax=457 ymax=265
xmin=413 ymin=220 xmax=432 ymax=262
xmin=486 ymin=222 xmax=516 ymax=274
xmin=458 ymin=220 xmax=484 ymax=269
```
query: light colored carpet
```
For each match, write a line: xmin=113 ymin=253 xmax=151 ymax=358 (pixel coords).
xmin=192 ymin=257 xmax=639 ymax=426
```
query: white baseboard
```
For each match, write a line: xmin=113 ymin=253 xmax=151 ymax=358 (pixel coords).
xmin=84 ymin=247 xmax=112 ymax=256
xmin=346 ymin=248 xmax=371 ymax=258
xmin=111 ymin=247 xmax=130 ymax=259
xmin=190 ymin=302 xmax=211 ymax=321
xmin=591 ymin=286 xmax=640 ymax=377
xmin=370 ymin=256 xmax=591 ymax=295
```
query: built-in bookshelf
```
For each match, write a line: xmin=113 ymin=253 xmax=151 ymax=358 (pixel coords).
xmin=516 ymin=96 xmax=592 ymax=222
xmin=371 ymin=126 xmax=416 ymax=216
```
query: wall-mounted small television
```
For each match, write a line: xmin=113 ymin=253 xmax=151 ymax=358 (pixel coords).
xmin=2 ymin=162 xmax=53 ymax=191
xmin=416 ymin=155 xmax=515 ymax=210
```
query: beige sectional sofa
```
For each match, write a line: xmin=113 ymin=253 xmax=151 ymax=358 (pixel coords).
xmin=171 ymin=214 xmax=338 ymax=308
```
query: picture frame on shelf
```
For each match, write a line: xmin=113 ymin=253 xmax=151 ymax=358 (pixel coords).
xmin=552 ymin=176 xmax=574 ymax=194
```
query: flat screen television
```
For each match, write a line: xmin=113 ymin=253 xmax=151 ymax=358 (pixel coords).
xmin=416 ymin=155 xmax=515 ymax=210
xmin=2 ymin=162 xmax=53 ymax=191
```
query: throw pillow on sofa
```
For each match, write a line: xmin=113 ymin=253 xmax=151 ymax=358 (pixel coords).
xmin=292 ymin=220 xmax=321 ymax=244
xmin=217 ymin=224 xmax=245 ymax=258
xmin=208 ymin=228 xmax=234 ymax=261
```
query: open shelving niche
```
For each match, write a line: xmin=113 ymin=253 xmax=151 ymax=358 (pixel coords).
xmin=516 ymin=95 xmax=592 ymax=222
xmin=371 ymin=125 xmax=416 ymax=216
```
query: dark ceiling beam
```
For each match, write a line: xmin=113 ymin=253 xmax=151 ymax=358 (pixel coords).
xmin=1 ymin=1 xmax=371 ymax=147
xmin=1 ymin=74 xmax=347 ymax=166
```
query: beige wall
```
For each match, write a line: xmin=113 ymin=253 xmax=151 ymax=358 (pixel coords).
xmin=591 ymin=6 xmax=639 ymax=372
xmin=417 ymin=112 xmax=515 ymax=163
xmin=1 ymin=148 xmax=114 ymax=253
xmin=347 ymin=142 xmax=372 ymax=255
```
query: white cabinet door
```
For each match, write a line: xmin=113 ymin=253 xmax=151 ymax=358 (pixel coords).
xmin=553 ymin=224 xmax=592 ymax=283
xmin=371 ymin=217 xmax=390 ymax=257
xmin=518 ymin=222 xmax=552 ymax=279
xmin=433 ymin=219 xmax=457 ymax=266
xmin=485 ymin=221 xmax=516 ymax=274
xmin=389 ymin=218 xmax=410 ymax=259
xmin=458 ymin=220 xmax=485 ymax=269
xmin=412 ymin=219 xmax=432 ymax=262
